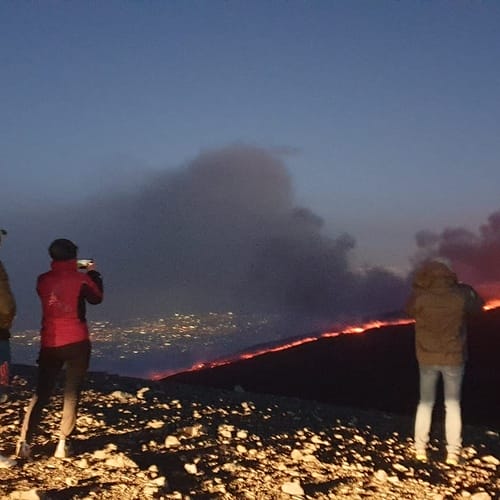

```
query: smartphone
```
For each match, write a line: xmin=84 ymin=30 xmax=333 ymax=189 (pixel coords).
xmin=77 ymin=258 xmax=94 ymax=270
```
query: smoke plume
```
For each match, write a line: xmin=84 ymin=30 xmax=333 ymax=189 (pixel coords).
xmin=2 ymin=145 xmax=408 ymax=328
xmin=413 ymin=210 xmax=500 ymax=286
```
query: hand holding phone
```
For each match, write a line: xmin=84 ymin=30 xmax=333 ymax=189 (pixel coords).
xmin=77 ymin=258 xmax=95 ymax=271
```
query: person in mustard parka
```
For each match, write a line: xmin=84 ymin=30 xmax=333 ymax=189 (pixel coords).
xmin=406 ymin=260 xmax=484 ymax=465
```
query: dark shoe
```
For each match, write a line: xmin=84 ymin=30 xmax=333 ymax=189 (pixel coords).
xmin=15 ymin=441 xmax=31 ymax=459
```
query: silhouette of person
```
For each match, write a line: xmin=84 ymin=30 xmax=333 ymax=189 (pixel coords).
xmin=405 ymin=259 xmax=484 ymax=465
xmin=17 ymin=238 xmax=103 ymax=459
xmin=0 ymin=229 xmax=17 ymax=468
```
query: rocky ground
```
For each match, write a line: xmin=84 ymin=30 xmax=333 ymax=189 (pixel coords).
xmin=0 ymin=364 xmax=498 ymax=500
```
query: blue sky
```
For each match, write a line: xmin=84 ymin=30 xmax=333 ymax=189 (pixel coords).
xmin=2 ymin=0 xmax=500 ymax=273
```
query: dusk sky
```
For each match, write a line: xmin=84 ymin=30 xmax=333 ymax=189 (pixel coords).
xmin=2 ymin=1 xmax=500 ymax=325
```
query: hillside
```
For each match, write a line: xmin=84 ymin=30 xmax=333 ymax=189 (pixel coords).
xmin=165 ymin=309 xmax=500 ymax=428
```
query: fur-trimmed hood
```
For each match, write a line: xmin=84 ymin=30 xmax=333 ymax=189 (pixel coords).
xmin=412 ymin=260 xmax=457 ymax=291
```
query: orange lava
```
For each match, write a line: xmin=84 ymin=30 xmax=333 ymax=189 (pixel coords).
xmin=484 ymin=299 xmax=500 ymax=310
xmin=149 ymin=316 xmax=414 ymax=381
xmin=150 ymin=296 xmax=500 ymax=381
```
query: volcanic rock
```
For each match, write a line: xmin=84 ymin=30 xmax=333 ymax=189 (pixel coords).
xmin=0 ymin=364 xmax=497 ymax=499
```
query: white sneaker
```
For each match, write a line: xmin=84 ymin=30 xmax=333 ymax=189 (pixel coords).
xmin=0 ymin=453 xmax=16 ymax=468
xmin=15 ymin=441 xmax=31 ymax=459
xmin=54 ymin=439 xmax=70 ymax=459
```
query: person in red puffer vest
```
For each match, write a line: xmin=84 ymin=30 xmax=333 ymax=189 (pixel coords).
xmin=17 ymin=238 xmax=103 ymax=460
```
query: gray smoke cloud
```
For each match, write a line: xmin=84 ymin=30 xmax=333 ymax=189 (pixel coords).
xmin=2 ymin=145 xmax=408 ymax=328
xmin=412 ymin=210 xmax=500 ymax=286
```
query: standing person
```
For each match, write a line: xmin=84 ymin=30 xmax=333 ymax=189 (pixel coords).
xmin=0 ymin=230 xmax=16 ymax=403
xmin=405 ymin=260 xmax=484 ymax=465
xmin=17 ymin=238 xmax=103 ymax=459
xmin=0 ymin=229 xmax=17 ymax=468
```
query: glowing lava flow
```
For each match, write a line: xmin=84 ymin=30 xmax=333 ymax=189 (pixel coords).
xmin=149 ymin=297 xmax=500 ymax=381
xmin=484 ymin=298 xmax=500 ymax=310
xmin=149 ymin=317 xmax=413 ymax=381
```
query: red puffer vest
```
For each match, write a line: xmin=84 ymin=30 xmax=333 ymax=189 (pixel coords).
xmin=37 ymin=259 xmax=103 ymax=348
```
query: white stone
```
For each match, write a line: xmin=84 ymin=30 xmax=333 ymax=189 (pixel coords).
xmin=310 ymin=435 xmax=326 ymax=444
xmin=167 ymin=493 xmax=183 ymax=500
xmin=470 ymin=493 xmax=491 ymax=500
xmin=180 ymin=424 xmax=203 ymax=438
xmin=164 ymin=435 xmax=181 ymax=448
xmin=150 ymin=476 xmax=166 ymax=487
xmin=136 ymin=387 xmax=150 ymax=399
xmin=92 ymin=449 xmax=108 ymax=460
xmin=109 ymin=390 xmax=134 ymax=401
xmin=221 ymin=462 xmax=237 ymax=472
xmin=184 ymin=463 xmax=198 ymax=475
xmin=74 ymin=458 xmax=89 ymax=469
xmin=147 ymin=419 xmax=164 ymax=429
xmin=104 ymin=454 xmax=138 ymax=468
xmin=481 ymin=455 xmax=499 ymax=466
xmin=374 ymin=469 xmax=388 ymax=482
xmin=8 ymin=489 xmax=42 ymax=500
xmin=281 ymin=480 xmax=304 ymax=496
xmin=393 ymin=463 xmax=408 ymax=472
xmin=143 ymin=486 xmax=158 ymax=497
xmin=353 ymin=434 xmax=366 ymax=445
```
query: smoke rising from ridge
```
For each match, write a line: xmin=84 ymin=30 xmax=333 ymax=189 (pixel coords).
xmin=3 ymin=145 xmax=408 ymax=328
xmin=413 ymin=210 xmax=500 ymax=286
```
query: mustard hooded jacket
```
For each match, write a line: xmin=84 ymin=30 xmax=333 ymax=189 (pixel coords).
xmin=0 ymin=260 xmax=16 ymax=335
xmin=405 ymin=261 xmax=483 ymax=366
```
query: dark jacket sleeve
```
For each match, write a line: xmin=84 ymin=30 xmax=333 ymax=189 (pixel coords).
xmin=83 ymin=270 xmax=103 ymax=305
xmin=458 ymin=283 xmax=484 ymax=315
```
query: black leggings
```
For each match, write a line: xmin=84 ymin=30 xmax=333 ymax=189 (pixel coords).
xmin=20 ymin=340 xmax=91 ymax=443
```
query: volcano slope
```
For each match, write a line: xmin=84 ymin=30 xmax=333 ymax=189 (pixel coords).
xmin=166 ymin=308 xmax=500 ymax=429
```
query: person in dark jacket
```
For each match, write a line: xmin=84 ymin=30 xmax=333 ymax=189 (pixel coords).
xmin=405 ymin=260 xmax=483 ymax=465
xmin=0 ymin=230 xmax=17 ymax=468
xmin=17 ymin=238 xmax=103 ymax=459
